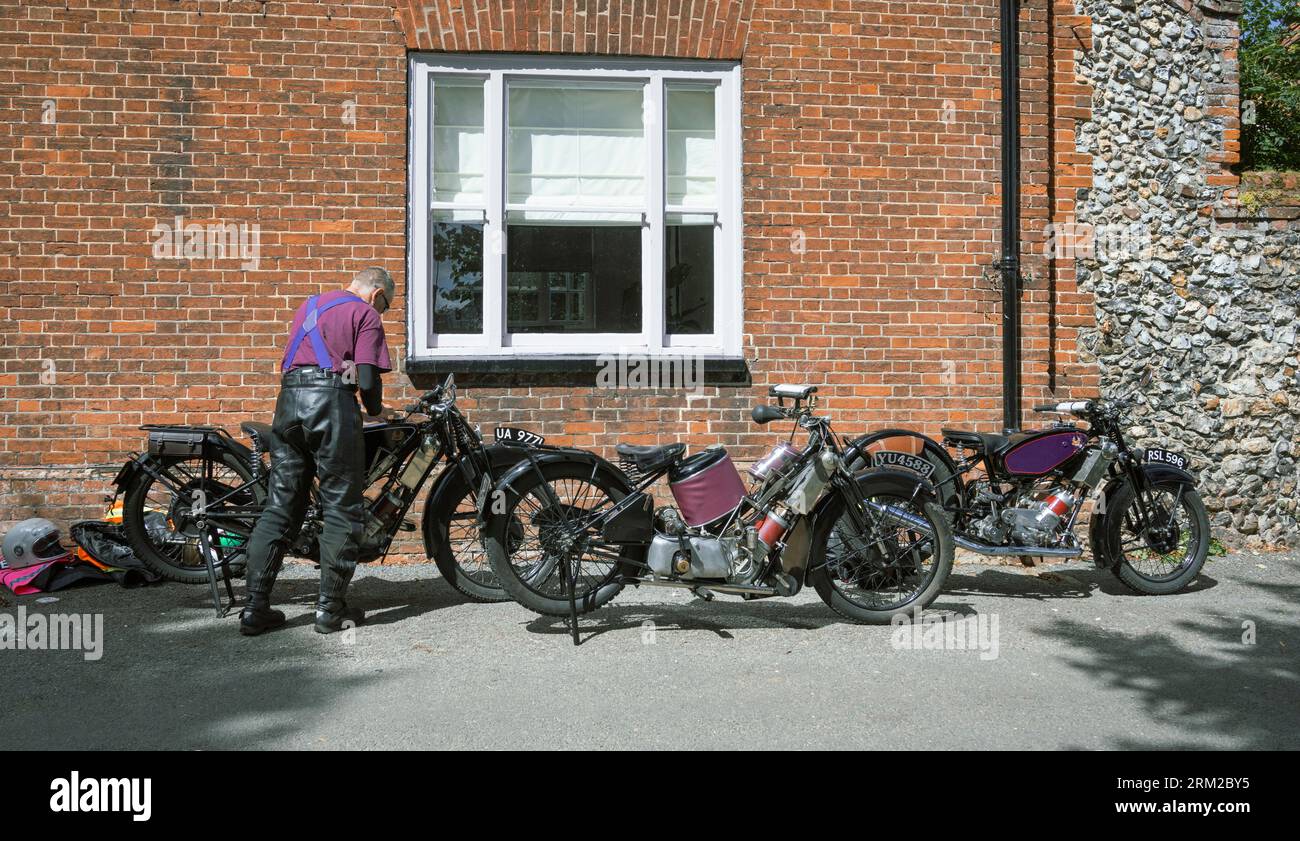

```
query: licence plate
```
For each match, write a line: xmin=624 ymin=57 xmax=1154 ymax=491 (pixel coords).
xmin=1144 ymin=447 xmax=1188 ymax=471
xmin=871 ymin=450 xmax=936 ymax=479
xmin=494 ymin=426 xmax=545 ymax=447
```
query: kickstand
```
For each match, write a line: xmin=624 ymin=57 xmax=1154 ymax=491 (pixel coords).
xmin=566 ymin=553 xmax=580 ymax=646
xmin=196 ymin=518 xmax=236 ymax=618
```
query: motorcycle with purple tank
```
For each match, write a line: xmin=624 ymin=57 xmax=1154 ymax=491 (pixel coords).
xmin=846 ymin=369 xmax=1212 ymax=594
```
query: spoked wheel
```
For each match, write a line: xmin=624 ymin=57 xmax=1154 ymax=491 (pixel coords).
xmin=483 ymin=461 xmax=645 ymax=617
xmin=426 ymin=470 xmax=524 ymax=603
xmin=122 ymin=452 xmax=264 ymax=584
xmin=808 ymin=471 xmax=954 ymax=623
xmin=1106 ymin=479 xmax=1209 ymax=594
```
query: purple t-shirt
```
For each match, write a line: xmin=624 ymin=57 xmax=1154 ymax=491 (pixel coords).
xmin=281 ymin=289 xmax=392 ymax=373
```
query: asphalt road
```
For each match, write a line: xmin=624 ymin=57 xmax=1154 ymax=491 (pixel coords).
xmin=3 ymin=551 xmax=1297 ymax=750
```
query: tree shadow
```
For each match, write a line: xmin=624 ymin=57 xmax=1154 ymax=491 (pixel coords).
xmin=1041 ymin=613 xmax=1300 ymax=749
xmin=163 ymin=573 xmax=471 ymax=629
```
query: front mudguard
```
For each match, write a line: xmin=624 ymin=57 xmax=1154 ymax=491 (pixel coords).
xmin=1088 ymin=462 xmax=1199 ymax=569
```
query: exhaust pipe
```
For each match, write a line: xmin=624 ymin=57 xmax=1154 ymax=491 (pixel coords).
xmin=863 ymin=500 xmax=1083 ymax=559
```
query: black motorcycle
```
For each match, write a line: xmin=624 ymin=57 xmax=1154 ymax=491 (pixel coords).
xmin=113 ymin=374 xmax=524 ymax=602
xmin=482 ymin=384 xmax=955 ymax=641
xmin=848 ymin=371 xmax=1211 ymax=594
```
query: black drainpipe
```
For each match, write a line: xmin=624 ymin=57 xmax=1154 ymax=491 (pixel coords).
xmin=999 ymin=0 xmax=1023 ymax=432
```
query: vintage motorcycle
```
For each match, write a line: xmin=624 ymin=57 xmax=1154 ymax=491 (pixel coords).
xmin=114 ymin=374 xmax=523 ymax=604
xmin=481 ymin=384 xmax=955 ymax=638
xmin=847 ymin=371 xmax=1211 ymax=594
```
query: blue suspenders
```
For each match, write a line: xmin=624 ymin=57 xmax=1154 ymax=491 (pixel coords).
xmin=282 ymin=293 xmax=365 ymax=372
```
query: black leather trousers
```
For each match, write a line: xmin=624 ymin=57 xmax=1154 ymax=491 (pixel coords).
xmin=243 ymin=366 xmax=365 ymax=605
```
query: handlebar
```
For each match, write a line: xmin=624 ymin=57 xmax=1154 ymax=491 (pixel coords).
xmin=1033 ymin=400 xmax=1092 ymax=414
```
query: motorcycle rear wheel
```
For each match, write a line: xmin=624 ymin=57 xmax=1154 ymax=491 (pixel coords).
xmin=483 ymin=460 xmax=643 ymax=617
xmin=121 ymin=451 xmax=264 ymax=584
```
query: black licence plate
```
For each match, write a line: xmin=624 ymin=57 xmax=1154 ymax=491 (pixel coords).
xmin=871 ymin=450 xmax=936 ymax=478
xmin=494 ymin=427 xmax=545 ymax=447
xmin=1144 ymin=447 xmax=1188 ymax=471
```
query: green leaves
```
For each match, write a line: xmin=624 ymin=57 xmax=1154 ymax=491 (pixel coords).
xmin=1240 ymin=0 xmax=1300 ymax=169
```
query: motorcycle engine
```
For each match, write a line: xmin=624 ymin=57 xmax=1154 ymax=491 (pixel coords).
xmin=1000 ymin=488 xmax=1077 ymax=546
xmin=646 ymin=507 xmax=753 ymax=581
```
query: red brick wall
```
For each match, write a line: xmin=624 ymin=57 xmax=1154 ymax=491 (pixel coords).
xmin=0 ymin=0 xmax=1096 ymax=562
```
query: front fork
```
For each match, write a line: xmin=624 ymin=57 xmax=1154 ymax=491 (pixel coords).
xmin=1116 ymin=453 xmax=1184 ymax=537
xmin=823 ymin=472 xmax=931 ymax=574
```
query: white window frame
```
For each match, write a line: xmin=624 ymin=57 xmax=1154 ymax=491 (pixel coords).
xmin=407 ymin=53 xmax=743 ymax=360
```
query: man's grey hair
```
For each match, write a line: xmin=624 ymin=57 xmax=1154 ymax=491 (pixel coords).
xmin=352 ymin=267 xmax=395 ymax=299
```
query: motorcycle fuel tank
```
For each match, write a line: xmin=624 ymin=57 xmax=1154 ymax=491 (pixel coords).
xmin=668 ymin=447 xmax=746 ymax=528
xmin=363 ymin=422 xmax=418 ymax=474
xmin=1001 ymin=429 xmax=1088 ymax=476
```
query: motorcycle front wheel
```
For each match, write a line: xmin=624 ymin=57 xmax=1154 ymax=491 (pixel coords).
xmin=1103 ymin=479 xmax=1210 ymax=595
xmin=424 ymin=468 xmax=513 ymax=603
xmin=807 ymin=471 xmax=954 ymax=624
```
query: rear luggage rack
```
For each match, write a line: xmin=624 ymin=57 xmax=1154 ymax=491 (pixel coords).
xmin=141 ymin=424 xmax=230 ymax=458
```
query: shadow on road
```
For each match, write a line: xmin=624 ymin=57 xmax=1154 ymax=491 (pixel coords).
xmin=1043 ymin=615 xmax=1299 ymax=749
xmin=2 ymin=574 xmax=466 ymax=750
xmin=945 ymin=566 xmax=1219 ymax=601
xmin=523 ymin=597 xmax=845 ymax=643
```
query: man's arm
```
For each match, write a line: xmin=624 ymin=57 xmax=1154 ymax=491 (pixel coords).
xmin=357 ymin=363 xmax=384 ymax=417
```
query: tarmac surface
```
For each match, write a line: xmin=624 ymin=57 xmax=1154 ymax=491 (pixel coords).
xmin=3 ymin=551 xmax=1297 ymax=750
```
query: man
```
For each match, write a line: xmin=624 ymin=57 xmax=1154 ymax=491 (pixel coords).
xmin=239 ymin=267 xmax=395 ymax=636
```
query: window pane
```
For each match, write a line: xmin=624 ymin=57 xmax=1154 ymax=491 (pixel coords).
xmin=431 ymin=214 xmax=483 ymax=334
xmin=508 ymin=84 xmax=645 ymax=220
xmin=507 ymin=222 xmax=641 ymax=333
xmin=433 ymin=80 xmax=484 ymax=205
xmin=666 ymin=215 xmax=713 ymax=334
xmin=666 ymin=87 xmax=716 ymax=208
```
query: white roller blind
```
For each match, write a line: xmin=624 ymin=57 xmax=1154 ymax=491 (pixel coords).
xmin=507 ymin=84 xmax=645 ymax=222
xmin=666 ymin=87 xmax=716 ymax=209
xmin=432 ymin=79 xmax=485 ymax=210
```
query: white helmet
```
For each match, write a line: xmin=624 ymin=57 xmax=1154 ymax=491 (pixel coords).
xmin=2 ymin=518 xmax=73 ymax=570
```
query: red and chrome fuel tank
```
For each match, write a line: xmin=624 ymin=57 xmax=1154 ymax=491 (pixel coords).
xmin=998 ymin=428 xmax=1088 ymax=476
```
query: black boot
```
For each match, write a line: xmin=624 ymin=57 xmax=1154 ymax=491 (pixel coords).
xmin=239 ymin=593 xmax=286 ymax=636
xmin=314 ymin=598 xmax=363 ymax=634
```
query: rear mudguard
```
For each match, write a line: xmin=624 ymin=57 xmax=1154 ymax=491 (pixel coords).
xmin=1088 ymin=462 xmax=1199 ymax=569
xmin=485 ymin=446 xmax=635 ymax=529
xmin=802 ymin=466 xmax=941 ymax=577
xmin=843 ymin=428 xmax=963 ymax=512
xmin=482 ymin=446 xmax=641 ymax=578
xmin=420 ymin=443 xmax=531 ymax=556
xmin=113 ymin=435 xmax=257 ymax=495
